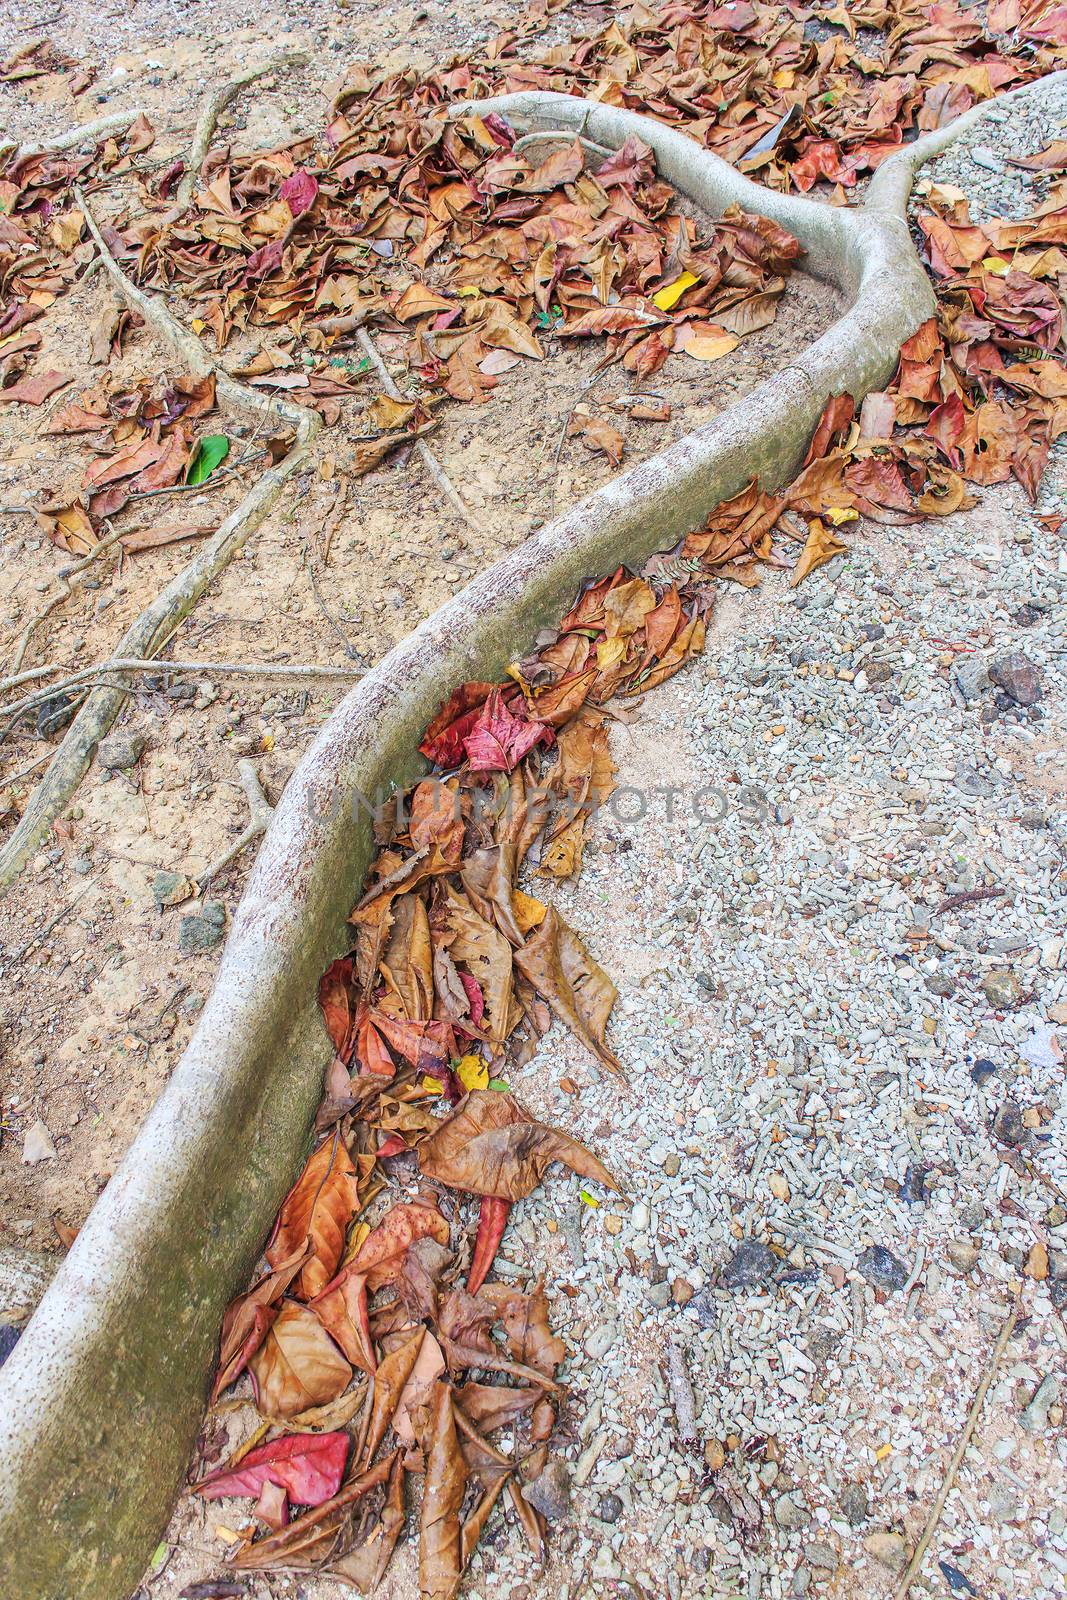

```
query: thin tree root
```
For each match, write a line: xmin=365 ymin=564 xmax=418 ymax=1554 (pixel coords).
xmin=356 ymin=328 xmax=476 ymax=530
xmin=2 ymin=656 xmax=364 ymax=723
xmin=196 ymin=759 xmax=275 ymax=892
xmin=0 ymin=194 xmax=321 ymax=898
xmin=2 ymin=108 xmax=147 ymax=167
xmin=176 ymin=52 xmax=308 ymax=209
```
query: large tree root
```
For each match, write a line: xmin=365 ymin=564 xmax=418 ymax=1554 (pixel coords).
xmin=0 ymin=194 xmax=320 ymax=897
xmin=2 ymin=73 xmax=1062 ymax=1600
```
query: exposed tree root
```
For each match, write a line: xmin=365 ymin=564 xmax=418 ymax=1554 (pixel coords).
xmin=176 ymin=52 xmax=307 ymax=209
xmin=1 ymin=108 xmax=147 ymax=167
xmin=197 ymin=758 xmax=275 ymax=892
xmin=0 ymin=192 xmax=321 ymax=897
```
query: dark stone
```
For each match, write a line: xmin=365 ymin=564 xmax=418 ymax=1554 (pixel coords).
xmin=900 ymin=1164 xmax=931 ymax=1206
xmin=969 ymin=1059 xmax=997 ymax=1085
xmin=989 ymin=652 xmax=1043 ymax=706
xmin=806 ymin=1326 xmax=843 ymax=1363
xmin=860 ymin=622 xmax=885 ymax=642
xmin=686 ymin=1291 xmax=718 ymax=1329
xmin=992 ymin=1102 xmax=1026 ymax=1147
xmin=938 ymin=1561 xmax=978 ymax=1596
xmin=0 ymin=1325 xmax=20 ymax=1368
xmin=925 ymin=973 xmax=957 ymax=998
xmin=597 ymin=1493 xmax=623 ymax=1524
xmin=1049 ymin=1277 xmax=1067 ymax=1311
xmin=838 ymin=1483 xmax=869 ymax=1527
xmin=720 ymin=1239 xmax=778 ymax=1291
xmin=856 ymin=1245 xmax=909 ymax=1292
xmin=36 ymin=693 xmax=76 ymax=737
xmin=178 ymin=911 xmax=226 ymax=954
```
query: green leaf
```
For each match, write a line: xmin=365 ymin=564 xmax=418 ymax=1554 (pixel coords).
xmin=487 ymin=1078 xmax=509 ymax=1092
xmin=149 ymin=1542 xmax=168 ymax=1572
xmin=186 ymin=434 xmax=230 ymax=486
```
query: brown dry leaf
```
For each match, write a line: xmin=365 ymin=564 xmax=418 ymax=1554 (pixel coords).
xmin=328 ymin=1449 xmax=406 ymax=1592
xmin=789 ymin=519 xmax=848 ymax=586
xmin=416 ymin=1089 xmax=619 ymax=1201
xmin=43 ymin=503 xmax=96 ymax=556
xmin=513 ymin=907 xmax=622 ymax=1074
xmin=392 ymin=1329 xmax=447 ymax=1445
xmin=678 ymin=322 xmax=739 ymax=362
xmin=212 ymin=1245 xmax=310 ymax=1402
xmin=453 ymin=1382 xmax=542 ymax=1434
xmin=266 ymin=1132 xmax=360 ymax=1300
xmin=419 ymin=1381 xmax=467 ymax=1600
xmin=249 ymin=1300 xmax=353 ymax=1420
xmin=361 ymin=1325 xmax=426 ymax=1466
xmin=568 ymin=411 xmax=625 ymax=466
xmin=445 ymin=887 xmax=515 ymax=1044
xmin=380 ymin=893 xmax=434 ymax=1022
xmin=311 ymin=1270 xmax=375 ymax=1374
xmin=480 ymin=1280 xmax=565 ymax=1380
xmin=233 ymin=1451 xmax=399 ymax=1571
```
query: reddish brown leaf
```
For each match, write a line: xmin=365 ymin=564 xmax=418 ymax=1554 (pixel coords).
xmin=417 ymin=1089 xmax=619 ymax=1202
xmin=249 ymin=1300 xmax=353 ymax=1420
xmin=266 ymin=1132 xmax=360 ymax=1300
xmin=195 ymin=1430 xmax=349 ymax=1507
xmin=467 ymin=1196 xmax=512 ymax=1295
xmin=419 ymin=1381 xmax=467 ymax=1600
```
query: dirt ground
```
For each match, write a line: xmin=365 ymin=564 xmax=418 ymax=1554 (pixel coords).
xmin=0 ymin=0 xmax=840 ymax=1250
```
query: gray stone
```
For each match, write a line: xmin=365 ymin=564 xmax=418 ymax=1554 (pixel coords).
xmin=178 ymin=912 xmax=226 ymax=954
xmin=97 ymin=730 xmax=146 ymax=770
xmin=201 ymin=899 xmax=226 ymax=928
xmin=522 ymin=1458 xmax=571 ymax=1522
xmin=838 ymin=1483 xmax=869 ymax=1527
xmin=804 ymin=1541 xmax=838 ymax=1571
xmin=954 ymin=655 xmax=990 ymax=703
xmin=720 ymin=1239 xmax=778 ymax=1291
xmin=986 ymin=1483 xmax=1020 ymax=1523
xmin=989 ymin=651 xmax=1042 ymax=706
xmin=152 ymin=871 xmax=193 ymax=908
xmin=22 ymin=1120 xmax=56 ymax=1164
xmin=856 ymin=1245 xmax=909 ymax=1292
xmin=1019 ymin=1374 xmax=1059 ymax=1434
xmin=774 ymin=1492 xmax=811 ymax=1531
xmin=646 ymin=1281 xmax=672 ymax=1308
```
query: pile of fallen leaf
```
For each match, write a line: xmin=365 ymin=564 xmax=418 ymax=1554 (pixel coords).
xmin=197 ymin=555 xmax=734 ymax=1589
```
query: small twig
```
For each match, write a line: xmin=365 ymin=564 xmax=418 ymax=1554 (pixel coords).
xmin=196 ymin=759 xmax=274 ymax=891
xmin=176 ymin=53 xmax=307 ymax=208
xmin=356 ymin=328 xmax=476 ymax=529
xmin=935 ymin=886 xmax=1007 ymax=915
xmin=892 ymin=1294 xmax=1020 ymax=1600
xmin=4 ymin=873 xmax=102 ymax=967
xmin=0 ymin=503 xmax=36 ymax=516
xmin=302 ymin=547 xmax=364 ymax=663
xmin=665 ymin=1341 xmax=699 ymax=1446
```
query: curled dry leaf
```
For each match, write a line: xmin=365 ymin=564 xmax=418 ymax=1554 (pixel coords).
xmin=212 ymin=1245 xmax=309 ymax=1402
xmin=513 ymin=907 xmax=622 ymax=1074
xmin=419 ymin=1381 xmax=467 ymax=1600
xmin=266 ymin=1132 xmax=360 ymax=1300
xmin=249 ymin=1300 xmax=353 ymax=1421
xmin=361 ymin=1325 xmax=426 ymax=1467
xmin=417 ymin=1089 xmax=619 ymax=1202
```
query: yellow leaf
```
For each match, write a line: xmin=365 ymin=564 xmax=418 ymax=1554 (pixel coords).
xmin=596 ymin=636 xmax=627 ymax=670
xmin=680 ymin=325 xmax=739 ymax=363
xmin=512 ymin=889 xmax=547 ymax=933
xmin=421 ymin=1074 xmax=444 ymax=1096
xmin=191 ymin=318 xmax=206 ymax=334
xmin=790 ymin=519 xmax=847 ymax=587
xmin=579 ymin=1189 xmax=600 ymax=1207
xmin=340 ymin=1219 xmax=371 ymax=1266
xmin=457 ymin=286 xmax=482 ymax=298
xmin=261 ymin=733 xmax=275 ymax=752
xmin=652 ymin=270 xmax=698 ymax=311
xmin=826 ymin=506 xmax=858 ymax=526
xmin=875 ymin=1442 xmax=893 ymax=1462
xmin=773 ymin=67 xmax=795 ymax=89
xmin=982 ymin=255 xmax=1010 ymax=275
xmin=457 ymin=1054 xmax=489 ymax=1092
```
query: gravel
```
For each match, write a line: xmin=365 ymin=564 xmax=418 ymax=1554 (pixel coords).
xmin=453 ymin=94 xmax=1067 ymax=1595
xmin=913 ymin=74 xmax=1067 ymax=221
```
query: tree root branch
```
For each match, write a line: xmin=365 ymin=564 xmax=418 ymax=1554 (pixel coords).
xmin=176 ymin=52 xmax=307 ymax=209
xmin=2 ymin=108 xmax=147 ymax=167
xmin=197 ymin=759 xmax=274 ymax=891
xmin=0 ymin=192 xmax=321 ymax=897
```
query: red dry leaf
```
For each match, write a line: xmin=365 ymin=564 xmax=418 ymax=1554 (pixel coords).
xmin=463 ymin=689 xmax=554 ymax=773
xmin=467 ymin=1196 xmax=512 ymax=1295
xmin=245 ymin=239 xmax=284 ymax=281
xmin=419 ymin=681 xmax=497 ymax=767
xmin=195 ymin=1430 xmax=350 ymax=1507
xmin=318 ymin=954 xmax=358 ymax=1060
xmin=266 ymin=1132 xmax=360 ymax=1300
xmin=211 ymin=1245 xmax=309 ymax=1402
xmin=0 ymin=369 xmax=71 ymax=405
xmin=280 ymin=168 xmax=319 ymax=217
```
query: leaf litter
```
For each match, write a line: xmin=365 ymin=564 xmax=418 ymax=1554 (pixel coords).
xmin=6 ymin=2 xmax=1067 ymax=1595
